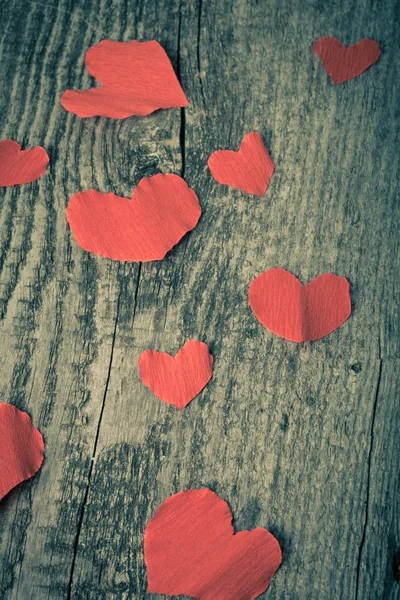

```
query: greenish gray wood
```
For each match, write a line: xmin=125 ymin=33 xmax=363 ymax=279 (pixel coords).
xmin=0 ymin=0 xmax=399 ymax=599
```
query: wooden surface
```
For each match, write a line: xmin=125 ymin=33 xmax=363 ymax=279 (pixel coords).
xmin=0 ymin=0 xmax=399 ymax=598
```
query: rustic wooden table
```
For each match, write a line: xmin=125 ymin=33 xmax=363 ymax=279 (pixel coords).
xmin=0 ymin=0 xmax=399 ymax=598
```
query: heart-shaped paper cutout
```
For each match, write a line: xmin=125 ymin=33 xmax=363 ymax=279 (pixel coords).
xmin=208 ymin=132 xmax=275 ymax=196
xmin=145 ymin=488 xmax=282 ymax=600
xmin=138 ymin=340 xmax=213 ymax=409
xmin=66 ymin=173 xmax=201 ymax=262
xmin=61 ymin=40 xmax=189 ymax=118
xmin=0 ymin=404 xmax=44 ymax=500
xmin=314 ymin=37 xmax=381 ymax=84
xmin=0 ymin=139 xmax=49 ymax=187
xmin=249 ymin=268 xmax=351 ymax=342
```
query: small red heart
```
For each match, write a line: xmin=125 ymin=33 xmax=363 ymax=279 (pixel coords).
xmin=145 ymin=488 xmax=282 ymax=600
xmin=249 ymin=268 xmax=351 ymax=342
xmin=0 ymin=404 xmax=44 ymax=501
xmin=208 ymin=132 xmax=275 ymax=197
xmin=66 ymin=173 xmax=201 ymax=262
xmin=61 ymin=40 xmax=189 ymax=118
xmin=314 ymin=37 xmax=381 ymax=85
xmin=138 ymin=341 xmax=213 ymax=409
xmin=0 ymin=139 xmax=49 ymax=187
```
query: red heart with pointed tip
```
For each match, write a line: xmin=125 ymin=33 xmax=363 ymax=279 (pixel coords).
xmin=208 ymin=132 xmax=275 ymax=196
xmin=249 ymin=268 xmax=351 ymax=342
xmin=0 ymin=139 xmax=49 ymax=187
xmin=66 ymin=173 xmax=201 ymax=262
xmin=138 ymin=340 xmax=213 ymax=409
xmin=145 ymin=488 xmax=282 ymax=600
xmin=61 ymin=39 xmax=189 ymax=118
xmin=0 ymin=404 xmax=44 ymax=500
xmin=314 ymin=37 xmax=381 ymax=85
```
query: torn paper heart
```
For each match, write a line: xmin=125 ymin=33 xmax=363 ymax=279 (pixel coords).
xmin=249 ymin=268 xmax=351 ymax=342
xmin=0 ymin=404 xmax=44 ymax=501
xmin=0 ymin=139 xmax=49 ymax=187
xmin=145 ymin=488 xmax=282 ymax=600
xmin=208 ymin=132 xmax=274 ymax=196
xmin=314 ymin=37 xmax=381 ymax=84
xmin=61 ymin=39 xmax=189 ymax=118
xmin=66 ymin=173 xmax=201 ymax=262
xmin=138 ymin=340 xmax=213 ymax=409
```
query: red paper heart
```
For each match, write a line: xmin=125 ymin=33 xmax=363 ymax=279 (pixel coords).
xmin=249 ymin=268 xmax=351 ymax=342
xmin=66 ymin=173 xmax=201 ymax=262
xmin=145 ymin=488 xmax=282 ymax=600
xmin=0 ymin=404 xmax=44 ymax=500
xmin=314 ymin=37 xmax=381 ymax=85
xmin=61 ymin=40 xmax=189 ymax=118
xmin=208 ymin=133 xmax=274 ymax=197
xmin=138 ymin=341 xmax=213 ymax=409
xmin=0 ymin=139 xmax=49 ymax=187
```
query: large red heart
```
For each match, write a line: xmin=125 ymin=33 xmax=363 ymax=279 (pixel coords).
xmin=208 ymin=132 xmax=275 ymax=197
xmin=145 ymin=488 xmax=282 ymax=600
xmin=138 ymin=340 xmax=213 ymax=409
xmin=249 ymin=268 xmax=351 ymax=342
xmin=61 ymin=40 xmax=189 ymax=118
xmin=66 ymin=173 xmax=201 ymax=262
xmin=0 ymin=404 xmax=44 ymax=500
xmin=0 ymin=139 xmax=49 ymax=187
xmin=314 ymin=37 xmax=381 ymax=85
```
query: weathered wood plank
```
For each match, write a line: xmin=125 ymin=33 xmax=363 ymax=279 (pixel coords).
xmin=0 ymin=0 xmax=182 ymax=597
xmin=0 ymin=0 xmax=399 ymax=599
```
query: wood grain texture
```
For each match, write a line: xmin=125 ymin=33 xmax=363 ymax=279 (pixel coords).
xmin=0 ymin=0 xmax=399 ymax=599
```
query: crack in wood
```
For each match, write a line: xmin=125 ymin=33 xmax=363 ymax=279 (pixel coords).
xmin=66 ymin=263 xmax=124 ymax=599
xmin=197 ymin=0 xmax=205 ymax=105
xmin=177 ymin=5 xmax=186 ymax=178
xmin=355 ymin=358 xmax=383 ymax=599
